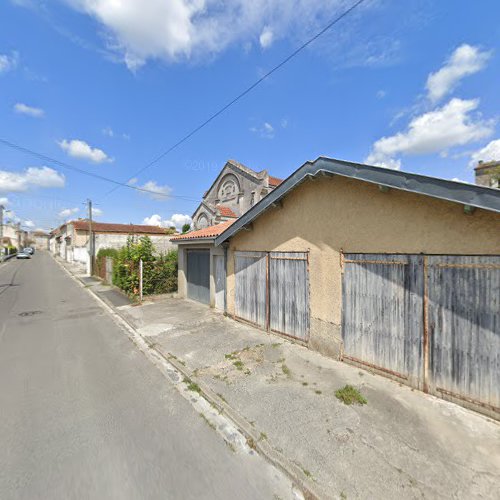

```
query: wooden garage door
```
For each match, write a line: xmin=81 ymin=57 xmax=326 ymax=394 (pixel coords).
xmin=428 ymin=255 xmax=500 ymax=411
xmin=234 ymin=252 xmax=267 ymax=328
xmin=342 ymin=253 xmax=500 ymax=413
xmin=342 ymin=254 xmax=424 ymax=382
xmin=269 ymin=252 xmax=309 ymax=341
xmin=187 ymin=249 xmax=210 ymax=304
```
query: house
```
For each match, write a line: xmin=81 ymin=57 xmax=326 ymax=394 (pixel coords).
xmin=191 ymin=159 xmax=282 ymax=229
xmin=50 ymin=220 xmax=178 ymax=272
xmin=31 ymin=230 xmax=50 ymax=250
xmin=175 ymin=156 xmax=500 ymax=417
xmin=475 ymin=160 xmax=500 ymax=188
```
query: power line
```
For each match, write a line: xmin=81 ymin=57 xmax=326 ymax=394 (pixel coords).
xmin=0 ymin=138 xmax=199 ymax=201
xmin=103 ymin=0 xmax=367 ymax=199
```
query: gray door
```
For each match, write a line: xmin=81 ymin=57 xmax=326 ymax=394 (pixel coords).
xmin=342 ymin=253 xmax=500 ymax=412
xmin=187 ymin=249 xmax=210 ymax=304
xmin=234 ymin=251 xmax=267 ymax=328
xmin=342 ymin=254 xmax=424 ymax=383
xmin=214 ymin=255 xmax=225 ymax=311
xmin=428 ymin=255 xmax=500 ymax=411
xmin=269 ymin=252 xmax=309 ymax=341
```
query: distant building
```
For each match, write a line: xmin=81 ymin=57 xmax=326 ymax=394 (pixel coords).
xmin=475 ymin=160 xmax=500 ymax=188
xmin=50 ymin=220 xmax=178 ymax=273
xmin=31 ymin=231 xmax=50 ymax=250
xmin=191 ymin=159 xmax=282 ymax=230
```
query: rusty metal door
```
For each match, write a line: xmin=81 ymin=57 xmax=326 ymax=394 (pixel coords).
xmin=427 ymin=256 xmax=500 ymax=412
xmin=269 ymin=252 xmax=309 ymax=341
xmin=234 ymin=251 xmax=267 ymax=328
xmin=342 ymin=254 xmax=424 ymax=383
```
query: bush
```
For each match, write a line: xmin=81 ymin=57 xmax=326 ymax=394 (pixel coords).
xmin=111 ymin=236 xmax=178 ymax=297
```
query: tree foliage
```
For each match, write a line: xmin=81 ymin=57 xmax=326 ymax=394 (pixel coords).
xmin=109 ymin=236 xmax=177 ymax=297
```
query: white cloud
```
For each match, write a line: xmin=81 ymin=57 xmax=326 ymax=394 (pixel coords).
xmin=24 ymin=220 xmax=35 ymax=228
xmin=0 ymin=197 xmax=9 ymax=205
xmin=138 ymin=180 xmax=172 ymax=200
xmin=426 ymin=44 xmax=491 ymax=103
xmin=102 ymin=126 xmax=114 ymax=137
xmin=0 ymin=51 xmax=19 ymax=74
xmin=92 ymin=207 xmax=103 ymax=217
xmin=65 ymin=0 xmax=358 ymax=70
xmin=58 ymin=207 xmax=79 ymax=218
xmin=143 ymin=213 xmax=192 ymax=230
xmin=59 ymin=139 xmax=113 ymax=163
xmin=259 ymin=26 xmax=274 ymax=49
xmin=469 ymin=139 xmax=500 ymax=167
xmin=251 ymin=121 xmax=275 ymax=139
xmin=0 ymin=166 xmax=65 ymax=192
xmin=366 ymin=98 xmax=493 ymax=169
xmin=14 ymin=102 xmax=45 ymax=118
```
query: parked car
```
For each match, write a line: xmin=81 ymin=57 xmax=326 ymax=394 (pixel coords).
xmin=24 ymin=247 xmax=34 ymax=255
xmin=16 ymin=251 xmax=31 ymax=259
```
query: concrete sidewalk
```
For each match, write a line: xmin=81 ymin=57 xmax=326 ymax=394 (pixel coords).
xmin=58 ymin=257 xmax=500 ymax=499
xmin=120 ymin=297 xmax=499 ymax=500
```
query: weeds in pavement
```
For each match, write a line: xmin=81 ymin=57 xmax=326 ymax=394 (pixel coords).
xmin=184 ymin=377 xmax=201 ymax=394
xmin=233 ymin=360 xmax=244 ymax=370
xmin=335 ymin=385 xmax=367 ymax=405
xmin=315 ymin=390 xmax=322 ymax=395
xmin=259 ymin=432 xmax=268 ymax=441
xmin=281 ymin=363 xmax=291 ymax=377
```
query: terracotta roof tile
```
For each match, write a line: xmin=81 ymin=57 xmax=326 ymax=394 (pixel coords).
xmin=216 ymin=205 xmax=237 ymax=218
xmin=171 ymin=220 xmax=234 ymax=241
xmin=71 ymin=220 xmax=175 ymax=235
xmin=268 ymin=175 xmax=283 ymax=187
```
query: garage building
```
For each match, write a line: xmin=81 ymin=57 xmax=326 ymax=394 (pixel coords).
xmin=213 ymin=157 xmax=500 ymax=417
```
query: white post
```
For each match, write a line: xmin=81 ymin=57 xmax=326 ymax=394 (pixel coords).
xmin=139 ymin=258 xmax=143 ymax=302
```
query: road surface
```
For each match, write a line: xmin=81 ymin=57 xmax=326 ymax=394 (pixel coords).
xmin=0 ymin=252 xmax=294 ymax=499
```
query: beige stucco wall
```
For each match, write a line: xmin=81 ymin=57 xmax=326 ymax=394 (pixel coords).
xmin=226 ymin=176 xmax=500 ymax=357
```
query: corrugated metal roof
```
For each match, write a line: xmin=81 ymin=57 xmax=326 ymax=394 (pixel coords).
xmin=215 ymin=156 xmax=500 ymax=246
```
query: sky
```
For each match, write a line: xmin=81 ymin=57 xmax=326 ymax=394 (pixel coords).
xmin=0 ymin=0 xmax=499 ymax=232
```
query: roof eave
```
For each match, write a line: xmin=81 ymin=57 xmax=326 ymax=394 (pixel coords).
xmin=215 ymin=156 xmax=500 ymax=246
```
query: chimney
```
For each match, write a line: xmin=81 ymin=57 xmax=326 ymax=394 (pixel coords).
xmin=474 ymin=160 xmax=500 ymax=188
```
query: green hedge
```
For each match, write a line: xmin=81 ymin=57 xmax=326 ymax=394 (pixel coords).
xmin=107 ymin=236 xmax=178 ymax=297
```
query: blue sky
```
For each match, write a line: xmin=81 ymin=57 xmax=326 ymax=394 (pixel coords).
xmin=0 ymin=0 xmax=499 ymax=231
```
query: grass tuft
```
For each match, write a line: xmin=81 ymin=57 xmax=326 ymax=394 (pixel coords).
xmin=335 ymin=385 xmax=367 ymax=405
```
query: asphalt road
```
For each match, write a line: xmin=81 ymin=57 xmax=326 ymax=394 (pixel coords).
xmin=0 ymin=252 xmax=294 ymax=500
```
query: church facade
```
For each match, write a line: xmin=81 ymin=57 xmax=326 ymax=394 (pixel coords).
xmin=192 ymin=159 xmax=282 ymax=229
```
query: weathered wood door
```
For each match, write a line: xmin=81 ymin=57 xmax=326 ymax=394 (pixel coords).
xmin=427 ymin=255 xmax=500 ymax=411
xmin=234 ymin=251 xmax=267 ymax=328
xmin=342 ymin=254 xmax=424 ymax=383
xmin=269 ymin=252 xmax=309 ymax=341
xmin=342 ymin=253 xmax=500 ymax=412
xmin=214 ymin=254 xmax=225 ymax=311
xmin=187 ymin=249 xmax=210 ymax=305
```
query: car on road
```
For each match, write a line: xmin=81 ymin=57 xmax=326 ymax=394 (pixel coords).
xmin=16 ymin=251 xmax=31 ymax=259
xmin=24 ymin=247 xmax=34 ymax=255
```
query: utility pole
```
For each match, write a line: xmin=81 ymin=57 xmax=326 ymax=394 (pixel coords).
xmin=0 ymin=204 xmax=4 ymax=241
xmin=87 ymin=199 xmax=94 ymax=276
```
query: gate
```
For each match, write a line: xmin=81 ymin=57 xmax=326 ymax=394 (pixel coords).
xmin=342 ymin=254 xmax=423 ymax=383
xmin=342 ymin=253 xmax=500 ymax=413
xmin=187 ymin=249 xmax=210 ymax=304
xmin=269 ymin=252 xmax=309 ymax=341
xmin=427 ymin=256 xmax=500 ymax=412
xmin=234 ymin=252 xmax=267 ymax=328
xmin=234 ymin=251 xmax=310 ymax=340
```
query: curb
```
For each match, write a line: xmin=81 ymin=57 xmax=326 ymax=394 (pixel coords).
xmin=53 ymin=255 xmax=326 ymax=500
